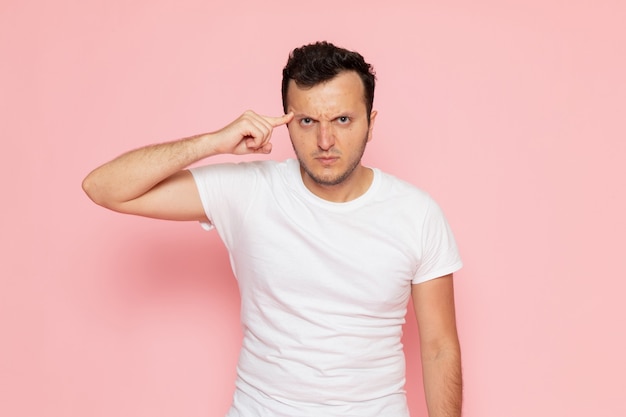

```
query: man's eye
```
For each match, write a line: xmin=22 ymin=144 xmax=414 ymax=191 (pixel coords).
xmin=300 ymin=118 xmax=313 ymax=126
xmin=337 ymin=116 xmax=350 ymax=124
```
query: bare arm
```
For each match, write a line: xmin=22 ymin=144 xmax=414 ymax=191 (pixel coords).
xmin=82 ymin=111 xmax=294 ymax=220
xmin=412 ymin=274 xmax=462 ymax=417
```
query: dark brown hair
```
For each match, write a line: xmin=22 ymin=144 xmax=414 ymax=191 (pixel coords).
xmin=281 ymin=41 xmax=376 ymax=120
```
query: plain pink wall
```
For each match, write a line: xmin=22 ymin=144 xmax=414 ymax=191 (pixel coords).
xmin=2 ymin=1 xmax=625 ymax=416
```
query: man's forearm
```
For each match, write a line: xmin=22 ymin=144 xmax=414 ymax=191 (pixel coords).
xmin=422 ymin=347 xmax=463 ymax=417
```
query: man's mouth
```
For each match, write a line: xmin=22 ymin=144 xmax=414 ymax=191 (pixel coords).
xmin=316 ymin=155 xmax=339 ymax=166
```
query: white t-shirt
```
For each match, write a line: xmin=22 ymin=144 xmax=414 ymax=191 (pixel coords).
xmin=191 ymin=159 xmax=462 ymax=417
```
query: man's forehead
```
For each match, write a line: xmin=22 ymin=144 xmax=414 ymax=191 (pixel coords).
xmin=285 ymin=72 xmax=366 ymax=107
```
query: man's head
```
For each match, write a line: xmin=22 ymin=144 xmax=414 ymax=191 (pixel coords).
xmin=281 ymin=41 xmax=376 ymax=122
xmin=281 ymin=42 xmax=378 ymax=200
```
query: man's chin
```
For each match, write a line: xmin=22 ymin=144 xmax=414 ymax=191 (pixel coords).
xmin=303 ymin=167 xmax=349 ymax=187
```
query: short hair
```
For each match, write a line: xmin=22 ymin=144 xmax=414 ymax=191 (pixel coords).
xmin=281 ymin=41 xmax=376 ymax=120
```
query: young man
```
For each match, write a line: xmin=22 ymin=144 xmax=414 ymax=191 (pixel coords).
xmin=83 ymin=41 xmax=463 ymax=417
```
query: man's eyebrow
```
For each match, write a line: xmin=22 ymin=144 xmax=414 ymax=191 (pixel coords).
xmin=293 ymin=112 xmax=354 ymax=120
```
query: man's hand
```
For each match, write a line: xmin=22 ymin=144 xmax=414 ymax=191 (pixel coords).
xmin=211 ymin=110 xmax=294 ymax=155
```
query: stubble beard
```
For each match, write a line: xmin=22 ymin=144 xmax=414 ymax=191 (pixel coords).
xmin=293 ymin=132 xmax=369 ymax=187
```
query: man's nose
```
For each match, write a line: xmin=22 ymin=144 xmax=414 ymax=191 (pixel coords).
xmin=317 ymin=122 xmax=335 ymax=151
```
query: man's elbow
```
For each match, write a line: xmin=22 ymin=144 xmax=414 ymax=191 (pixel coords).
xmin=82 ymin=174 xmax=99 ymax=203
xmin=81 ymin=174 xmax=116 ymax=209
xmin=421 ymin=337 xmax=461 ymax=363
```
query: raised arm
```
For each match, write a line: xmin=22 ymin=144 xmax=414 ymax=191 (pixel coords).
xmin=412 ymin=274 xmax=462 ymax=417
xmin=82 ymin=111 xmax=293 ymax=221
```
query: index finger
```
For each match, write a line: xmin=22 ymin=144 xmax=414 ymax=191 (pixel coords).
xmin=263 ymin=112 xmax=294 ymax=127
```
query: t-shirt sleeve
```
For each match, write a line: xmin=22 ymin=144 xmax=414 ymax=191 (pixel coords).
xmin=412 ymin=197 xmax=463 ymax=284
xmin=189 ymin=162 xmax=260 ymax=247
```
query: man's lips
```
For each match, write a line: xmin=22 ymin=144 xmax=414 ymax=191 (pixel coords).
xmin=316 ymin=155 xmax=339 ymax=165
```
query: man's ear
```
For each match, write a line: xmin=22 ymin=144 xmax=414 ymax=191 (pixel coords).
xmin=367 ymin=110 xmax=378 ymax=142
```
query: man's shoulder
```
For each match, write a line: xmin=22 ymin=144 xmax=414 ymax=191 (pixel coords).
xmin=245 ymin=158 xmax=297 ymax=179
xmin=374 ymin=168 xmax=432 ymax=202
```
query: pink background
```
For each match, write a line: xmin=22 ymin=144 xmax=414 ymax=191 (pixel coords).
xmin=2 ymin=1 xmax=625 ymax=416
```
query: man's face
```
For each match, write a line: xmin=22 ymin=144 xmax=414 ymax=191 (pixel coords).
xmin=286 ymin=71 xmax=377 ymax=196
